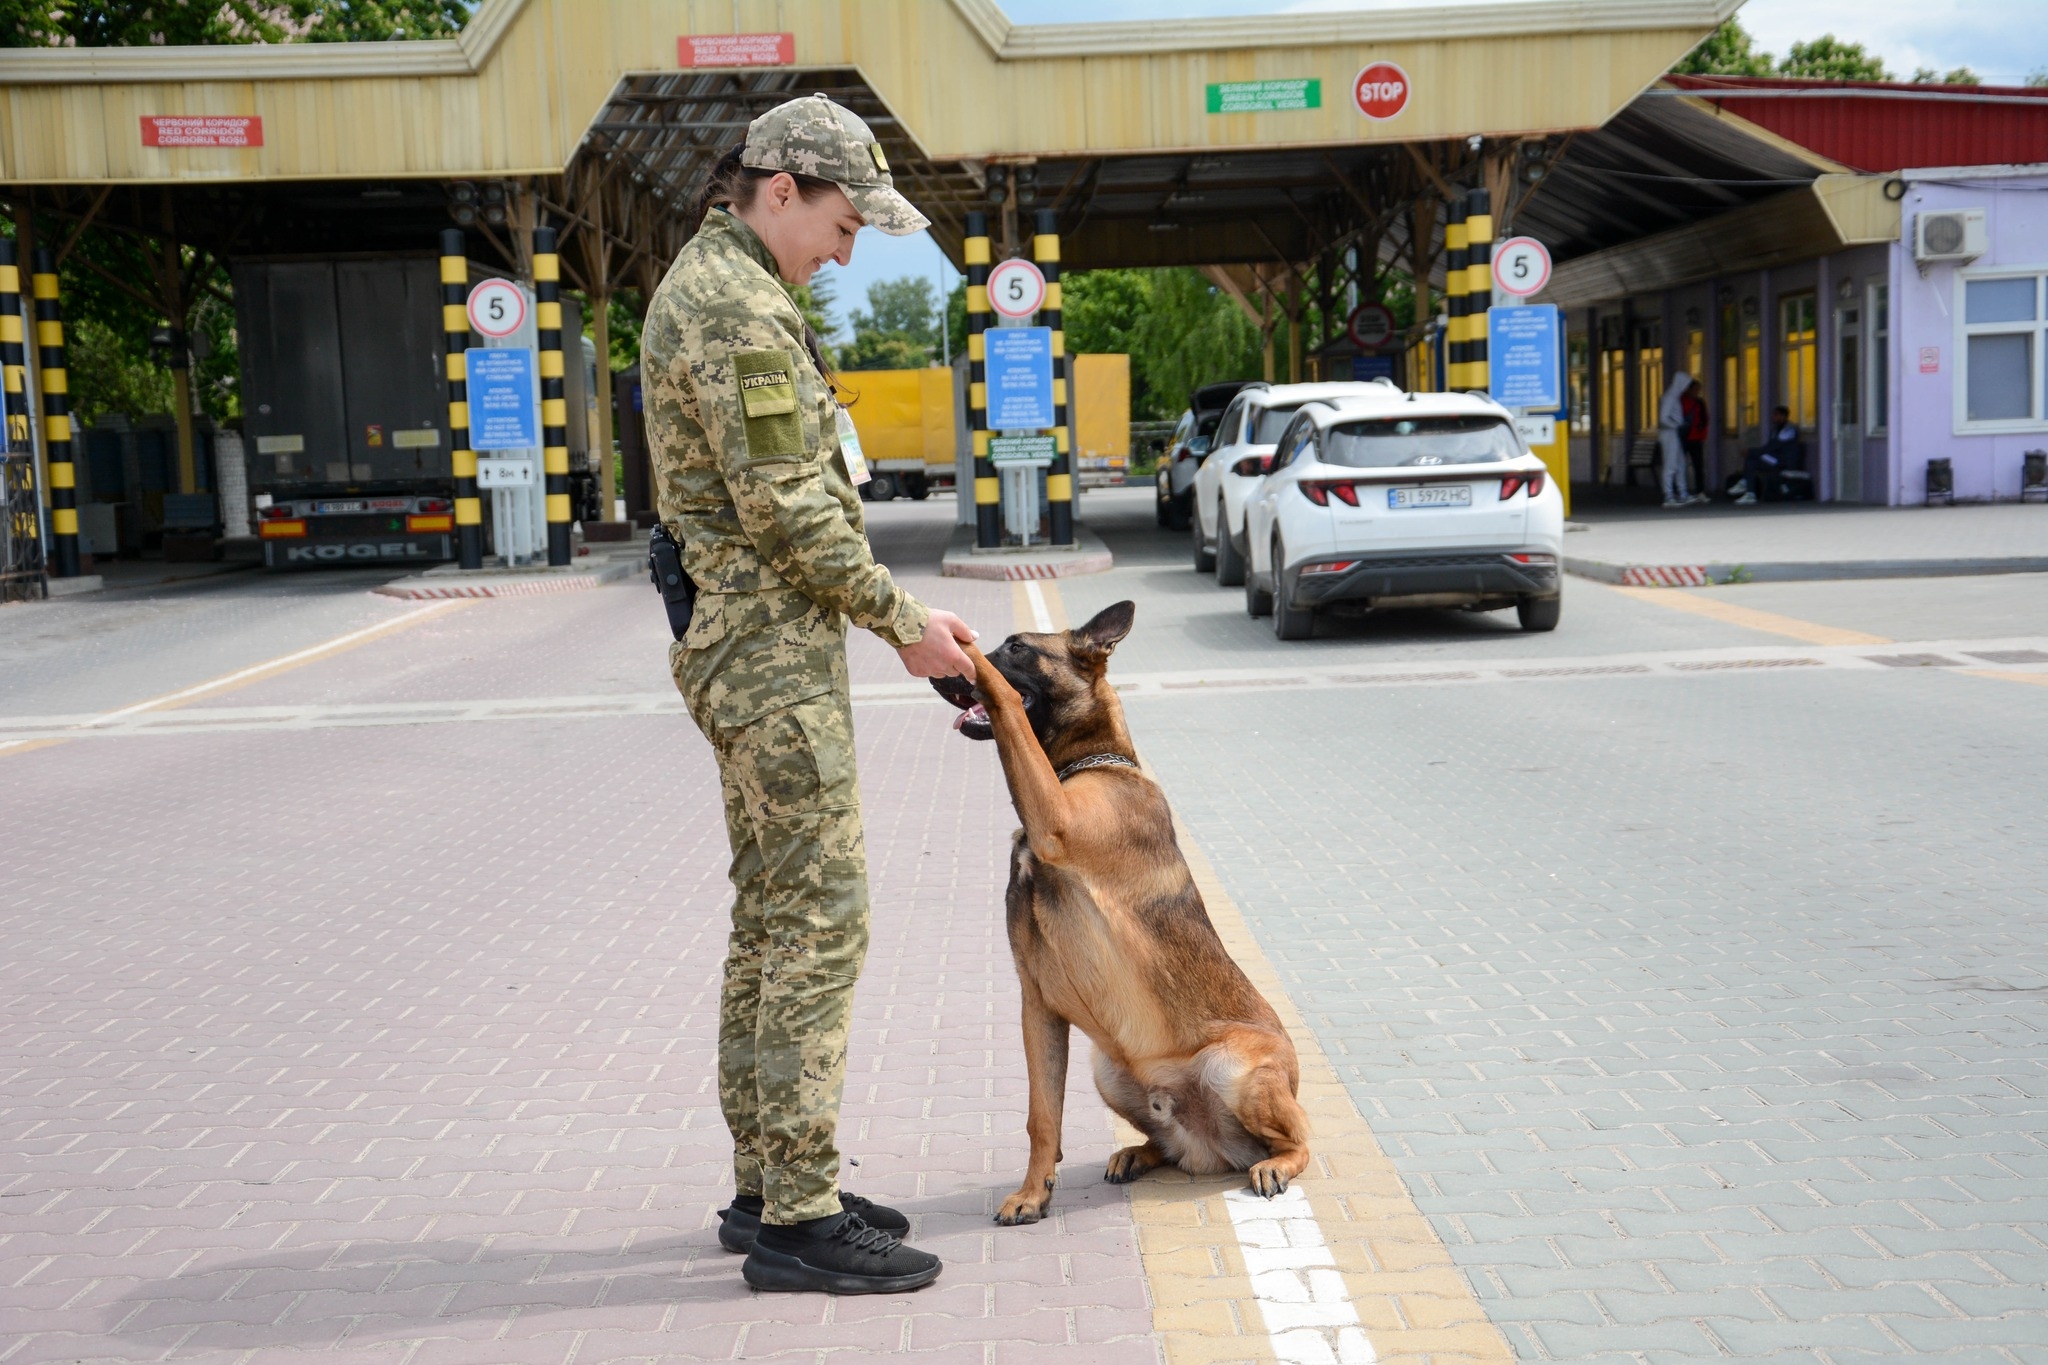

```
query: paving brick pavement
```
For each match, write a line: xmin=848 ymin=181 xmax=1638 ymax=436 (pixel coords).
xmin=0 ymin=516 xmax=1157 ymax=1363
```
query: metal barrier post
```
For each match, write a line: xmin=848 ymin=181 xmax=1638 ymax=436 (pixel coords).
xmin=1444 ymin=200 xmax=1468 ymax=391
xmin=534 ymin=226 xmax=571 ymax=566
xmin=1465 ymin=186 xmax=1493 ymax=393
xmin=1032 ymin=209 xmax=1074 ymax=547
xmin=439 ymin=229 xmax=484 ymax=570
xmin=31 ymin=250 xmax=78 ymax=578
xmin=965 ymin=211 xmax=1000 ymax=549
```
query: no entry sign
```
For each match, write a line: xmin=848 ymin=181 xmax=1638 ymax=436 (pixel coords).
xmin=986 ymin=258 xmax=1048 ymax=319
xmin=1352 ymin=62 xmax=1411 ymax=121
xmin=1346 ymin=302 xmax=1396 ymax=352
xmin=466 ymin=279 xmax=527 ymax=339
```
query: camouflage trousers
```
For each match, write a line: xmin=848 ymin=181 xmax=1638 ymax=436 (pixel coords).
xmin=675 ymin=637 xmax=869 ymax=1226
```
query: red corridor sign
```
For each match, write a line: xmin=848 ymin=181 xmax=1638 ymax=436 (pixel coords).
xmin=141 ymin=115 xmax=263 ymax=147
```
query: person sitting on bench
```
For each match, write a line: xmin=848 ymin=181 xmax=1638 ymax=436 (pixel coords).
xmin=1733 ymin=407 xmax=1803 ymax=504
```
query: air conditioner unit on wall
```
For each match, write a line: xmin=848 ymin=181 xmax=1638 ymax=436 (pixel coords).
xmin=1915 ymin=209 xmax=1988 ymax=264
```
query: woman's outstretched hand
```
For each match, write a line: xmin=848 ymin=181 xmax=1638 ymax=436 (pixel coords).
xmin=896 ymin=609 xmax=977 ymax=679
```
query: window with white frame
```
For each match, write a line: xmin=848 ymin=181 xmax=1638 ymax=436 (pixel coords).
xmin=1960 ymin=272 xmax=2047 ymax=427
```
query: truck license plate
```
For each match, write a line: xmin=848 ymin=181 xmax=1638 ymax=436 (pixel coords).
xmin=1387 ymin=485 xmax=1471 ymax=509
xmin=315 ymin=500 xmax=366 ymax=514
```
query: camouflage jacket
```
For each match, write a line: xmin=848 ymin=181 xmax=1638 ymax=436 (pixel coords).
xmin=643 ymin=211 xmax=929 ymax=721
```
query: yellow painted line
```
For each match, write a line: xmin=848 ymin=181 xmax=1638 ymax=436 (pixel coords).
xmin=1964 ymin=669 xmax=2048 ymax=690
xmin=0 ymin=600 xmax=469 ymax=759
xmin=1606 ymin=584 xmax=1891 ymax=647
xmin=1024 ymin=581 xmax=1511 ymax=1365
xmin=1012 ymin=578 xmax=1069 ymax=632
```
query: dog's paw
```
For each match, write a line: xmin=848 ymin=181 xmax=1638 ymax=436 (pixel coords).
xmin=1103 ymin=1143 xmax=1164 ymax=1185
xmin=1246 ymin=1159 xmax=1292 ymax=1198
xmin=994 ymin=1187 xmax=1051 ymax=1225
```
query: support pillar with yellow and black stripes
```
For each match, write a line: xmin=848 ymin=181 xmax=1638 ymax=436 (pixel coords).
xmin=31 ymin=249 xmax=78 ymax=578
xmin=1444 ymin=199 xmax=1469 ymax=391
xmin=1 ymin=239 xmax=30 ymax=454
xmin=1032 ymin=208 xmax=1074 ymax=547
xmin=1464 ymin=186 xmax=1493 ymax=394
xmin=439 ymin=229 xmax=483 ymax=570
xmin=0 ymin=237 xmax=44 ymax=593
xmin=534 ymin=226 xmax=572 ymax=567
xmin=965 ymin=211 xmax=1000 ymax=550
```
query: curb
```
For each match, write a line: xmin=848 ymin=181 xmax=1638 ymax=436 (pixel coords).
xmin=939 ymin=525 xmax=1114 ymax=580
xmin=1567 ymin=556 xmax=2048 ymax=587
xmin=44 ymin=574 xmax=106 ymax=598
xmin=373 ymin=560 xmax=634 ymax=600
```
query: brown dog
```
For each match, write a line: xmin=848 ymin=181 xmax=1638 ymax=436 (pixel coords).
xmin=934 ymin=600 xmax=1311 ymax=1224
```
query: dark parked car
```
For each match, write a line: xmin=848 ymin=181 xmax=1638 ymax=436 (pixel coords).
xmin=1154 ymin=380 xmax=1254 ymax=530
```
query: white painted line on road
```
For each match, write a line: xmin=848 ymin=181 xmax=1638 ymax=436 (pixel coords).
xmin=1024 ymin=579 xmax=1055 ymax=633
xmin=1223 ymin=1185 xmax=1377 ymax=1365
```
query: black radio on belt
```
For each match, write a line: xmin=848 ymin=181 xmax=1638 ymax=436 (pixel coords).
xmin=647 ymin=524 xmax=697 ymax=640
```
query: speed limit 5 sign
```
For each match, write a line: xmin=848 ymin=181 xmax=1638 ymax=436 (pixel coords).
xmin=1491 ymin=237 xmax=1552 ymax=299
xmin=466 ymin=278 xmax=528 ymax=338
xmin=986 ymin=258 xmax=1047 ymax=319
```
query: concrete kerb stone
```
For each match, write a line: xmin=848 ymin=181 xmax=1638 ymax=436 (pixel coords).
xmin=1567 ymin=555 xmax=2048 ymax=588
xmin=942 ymin=523 xmax=1114 ymax=581
xmin=375 ymin=559 xmax=636 ymax=600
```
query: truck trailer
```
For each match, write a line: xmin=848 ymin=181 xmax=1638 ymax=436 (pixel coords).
xmin=234 ymin=256 xmax=596 ymax=568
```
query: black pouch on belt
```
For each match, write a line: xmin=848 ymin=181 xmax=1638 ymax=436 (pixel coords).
xmin=647 ymin=523 xmax=697 ymax=641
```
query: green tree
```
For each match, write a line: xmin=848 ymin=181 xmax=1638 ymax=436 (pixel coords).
xmin=1673 ymin=19 xmax=1774 ymax=76
xmin=1778 ymin=35 xmax=1890 ymax=81
xmin=838 ymin=275 xmax=936 ymax=371
xmin=1060 ymin=268 xmax=1155 ymax=414
xmin=1 ymin=0 xmax=470 ymax=47
xmin=1910 ymin=65 xmax=1981 ymax=86
xmin=1127 ymin=269 xmax=1260 ymax=420
xmin=2030 ymin=69 xmax=2048 ymax=89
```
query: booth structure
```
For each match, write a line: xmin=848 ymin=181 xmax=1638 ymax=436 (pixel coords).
xmin=0 ymin=0 xmax=1745 ymax=584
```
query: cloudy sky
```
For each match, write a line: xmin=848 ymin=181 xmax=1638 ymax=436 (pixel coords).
xmin=819 ymin=0 xmax=2047 ymax=338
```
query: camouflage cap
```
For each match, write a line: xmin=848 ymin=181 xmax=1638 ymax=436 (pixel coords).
xmin=742 ymin=93 xmax=930 ymax=237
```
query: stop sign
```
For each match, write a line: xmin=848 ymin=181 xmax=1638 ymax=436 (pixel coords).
xmin=1352 ymin=62 xmax=1410 ymax=121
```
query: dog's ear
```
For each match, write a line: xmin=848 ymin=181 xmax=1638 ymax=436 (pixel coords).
xmin=1071 ymin=601 xmax=1135 ymax=660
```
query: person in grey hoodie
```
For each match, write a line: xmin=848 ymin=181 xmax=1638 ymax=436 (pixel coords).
xmin=1656 ymin=370 xmax=1702 ymax=508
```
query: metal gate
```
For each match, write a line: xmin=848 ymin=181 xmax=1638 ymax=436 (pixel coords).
xmin=2 ymin=454 xmax=45 ymax=601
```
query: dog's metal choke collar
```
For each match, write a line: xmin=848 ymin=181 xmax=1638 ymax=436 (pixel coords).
xmin=1056 ymin=753 xmax=1140 ymax=781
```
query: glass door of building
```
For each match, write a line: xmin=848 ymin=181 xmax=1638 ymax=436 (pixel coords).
xmin=1833 ymin=296 xmax=1862 ymax=503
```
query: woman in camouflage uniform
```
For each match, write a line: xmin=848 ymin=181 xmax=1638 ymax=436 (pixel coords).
xmin=640 ymin=95 xmax=976 ymax=1295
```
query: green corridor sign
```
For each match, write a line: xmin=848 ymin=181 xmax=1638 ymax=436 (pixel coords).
xmin=1206 ymin=79 xmax=1321 ymax=114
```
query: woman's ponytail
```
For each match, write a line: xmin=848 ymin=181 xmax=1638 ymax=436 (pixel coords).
xmin=693 ymin=144 xmax=749 ymax=229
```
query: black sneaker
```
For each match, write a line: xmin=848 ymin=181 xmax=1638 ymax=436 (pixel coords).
xmin=717 ymin=1192 xmax=910 ymax=1254
xmin=741 ymin=1212 xmax=942 ymax=1294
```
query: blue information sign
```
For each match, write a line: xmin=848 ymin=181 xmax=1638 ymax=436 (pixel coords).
xmin=986 ymin=327 xmax=1055 ymax=431
xmin=1487 ymin=305 xmax=1563 ymax=410
xmin=468 ymin=347 xmax=539 ymax=451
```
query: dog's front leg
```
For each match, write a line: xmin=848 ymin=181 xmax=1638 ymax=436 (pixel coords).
xmin=966 ymin=644 xmax=1074 ymax=862
xmin=996 ymin=975 xmax=1069 ymax=1226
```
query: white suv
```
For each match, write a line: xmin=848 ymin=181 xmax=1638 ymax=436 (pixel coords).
xmin=1191 ymin=381 xmax=1391 ymax=587
xmin=1241 ymin=388 xmax=1565 ymax=640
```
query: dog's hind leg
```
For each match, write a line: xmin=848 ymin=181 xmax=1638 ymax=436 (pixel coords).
xmin=1223 ymin=1032 xmax=1313 ymax=1198
xmin=1091 ymin=1051 xmax=1173 ymax=1185
xmin=997 ymin=976 xmax=1070 ymax=1226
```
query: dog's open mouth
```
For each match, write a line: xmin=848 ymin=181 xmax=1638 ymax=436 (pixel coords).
xmin=930 ymin=673 xmax=1030 ymax=742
